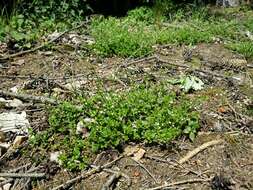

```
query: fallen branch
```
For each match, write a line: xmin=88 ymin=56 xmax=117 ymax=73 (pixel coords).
xmin=52 ymin=156 xmax=123 ymax=190
xmin=0 ymin=90 xmax=58 ymax=105
xmin=122 ymin=56 xmax=156 ymax=67
xmin=0 ymin=179 xmax=13 ymax=187
xmin=101 ymin=173 xmax=120 ymax=190
xmin=131 ymin=158 xmax=158 ymax=184
xmin=146 ymin=177 xmax=212 ymax=190
xmin=155 ymin=56 xmax=229 ymax=79
xmin=103 ymin=168 xmax=131 ymax=187
xmin=0 ymin=172 xmax=45 ymax=178
xmin=0 ymin=19 xmax=89 ymax=60
xmin=178 ymin=139 xmax=224 ymax=165
xmin=0 ymin=73 xmax=88 ymax=80
xmin=144 ymin=155 xmax=178 ymax=166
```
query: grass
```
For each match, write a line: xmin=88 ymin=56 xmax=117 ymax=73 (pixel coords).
xmin=29 ymin=84 xmax=200 ymax=170
xmin=1 ymin=5 xmax=253 ymax=58
xmin=227 ymin=42 xmax=253 ymax=59
xmin=89 ymin=6 xmax=253 ymax=58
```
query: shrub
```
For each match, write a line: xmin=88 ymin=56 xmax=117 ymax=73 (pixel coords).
xmin=33 ymin=84 xmax=201 ymax=170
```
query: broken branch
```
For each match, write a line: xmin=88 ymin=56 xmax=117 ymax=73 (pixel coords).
xmin=146 ymin=177 xmax=212 ymax=190
xmin=0 ymin=172 xmax=46 ymax=178
xmin=155 ymin=56 xmax=228 ymax=79
xmin=0 ymin=90 xmax=58 ymax=105
xmin=178 ymin=139 xmax=224 ymax=165
xmin=0 ymin=20 xmax=89 ymax=60
xmin=52 ymin=156 xmax=123 ymax=190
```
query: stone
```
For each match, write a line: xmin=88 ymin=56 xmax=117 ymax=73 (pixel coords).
xmin=0 ymin=111 xmax=30 ymax=134
xmin=50 ymin=151 xmax=62 ymax=164
xmin=2 ymin=183 xmax=12 ymax=190
xmin=7 ymin=99 xmax=23 ymax=108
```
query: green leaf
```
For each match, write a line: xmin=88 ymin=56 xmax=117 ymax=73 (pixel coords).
xmin=180 ymin=76 xmax=204 ymax=92
xmin=189 ymin=132 xmax=196 ymax=141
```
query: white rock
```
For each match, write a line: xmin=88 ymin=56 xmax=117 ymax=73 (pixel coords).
xmin=64 ymin=80 xmax=87 ymax=90
xmin=8 ymin=99 xmax=23 ymax=108
xmin=50 ymin=151 xmax=62 ymax=165
xmin=0 ymin=111 xmax=30 ymax=134
xmin=0 ymin=98 xmax=23 ymax=108
xmin=9 ymin=86 xmax=19 ymax=93
xmin=2 ymin=183 xmax=12 ymax=190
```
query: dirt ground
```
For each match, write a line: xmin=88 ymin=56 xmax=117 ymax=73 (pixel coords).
xmin=0 ymin=42 xmax=252 ymax=190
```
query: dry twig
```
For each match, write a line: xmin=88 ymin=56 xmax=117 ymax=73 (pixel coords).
xmin=155 ymin=56 xmax=228 ymax=79
xmin=146 ymin=177 xmax=212 ymax=190
xmin=178 ymin=139 xmax=224 ymax=165
xmin=0 ymin=172 xmax=45 ymax=178
xmin=52 ymin=156 xmax=123 ymax=190
xmin=144 ymin=155 xmax=178 ymax=166
xmin=131 ymin=158 xmax=158 ymax=184
xmin=0 ymin=90 xmax=58 ymax=105
xmin=103 ymin=168 xmax=131 ymax=187
xmin=101 ymin=173 xmax=120 ymax=190
xmin=0 ymin=20 xmax=89 ymax=60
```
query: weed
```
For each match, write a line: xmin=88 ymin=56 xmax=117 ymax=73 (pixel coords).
xmin=90 ymin=16 xmax=155 ymax=57
xmin=30 ymin=84 xmax=200 ymax=170
xmin=227 ymin=42 xmax=253 ymax=58
xmin=89 ymin=6 xmax=253 ymax=58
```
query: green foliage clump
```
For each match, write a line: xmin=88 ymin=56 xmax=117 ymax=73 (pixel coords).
xmin=90 ymin=15 xmax=155 ymax=57
xmin=89 ymin=6 xmax=253 ymax=58
xmin=227 ymin=42 xmax=253 ymax=58
xmin=31 ymin=85 xmax=200 ymax=170
xmin=90 ymin=7 xmax=212 ymax=57
xmin=0 ymin=0 xmax=86 ymax=48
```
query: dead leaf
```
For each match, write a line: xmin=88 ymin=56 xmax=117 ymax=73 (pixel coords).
xmin=218 ymin=107 xmax=226 ymax=113
xmin=133 ymin=170 xmax=141 ymax=177
xmin=123 ymin=145 xmax=140 ymax=156
xmin=133 ymin=148 xmax=146 ymax=161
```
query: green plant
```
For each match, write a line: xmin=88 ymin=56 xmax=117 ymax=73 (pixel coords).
xmin=227 ymin=42 xmax=253 ymax=58
xmin=169 ymin=76 xmax=204 ymax=92
xmin=90 ymin=16 xmax=156 ymax=57
xmin=29 ymin=84 xmax=201 ymax=170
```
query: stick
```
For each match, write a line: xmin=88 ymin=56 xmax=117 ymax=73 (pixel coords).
xmin=178 ymin=140 xmax=224 ymax=165
xmin=101 ymin=173 xmax=120 ymax=190
xmin=0 ymin=172 xmax=45 ymax=178
xmin=0 ymin=179 xmax=13 ymax=187
xmin=99 ymin=168 xmax=131 ymax=189
xmin=0 ymin=90 xmax=58 ymax=105
xmin=8 ymin=163 xmax=31 ymax=173
xmin=155 ymin=56 xmax=228 ymax=79
xmin=0 ymin=20 xmax=89 ymax=60
xmin=131 ymin=158 xmax=158 ymax=184
xmin=144 ymin=155 xmax=178 ymax=166
xmin=52 ymin=156 xmax=123 ymax=190
xmin=146 ymin=177 xmax=212 ymax=190
xmin=0 ymin=73 xmax=88 ymax=80
xmin=123 ymin=56 xmax=156 ymax=67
